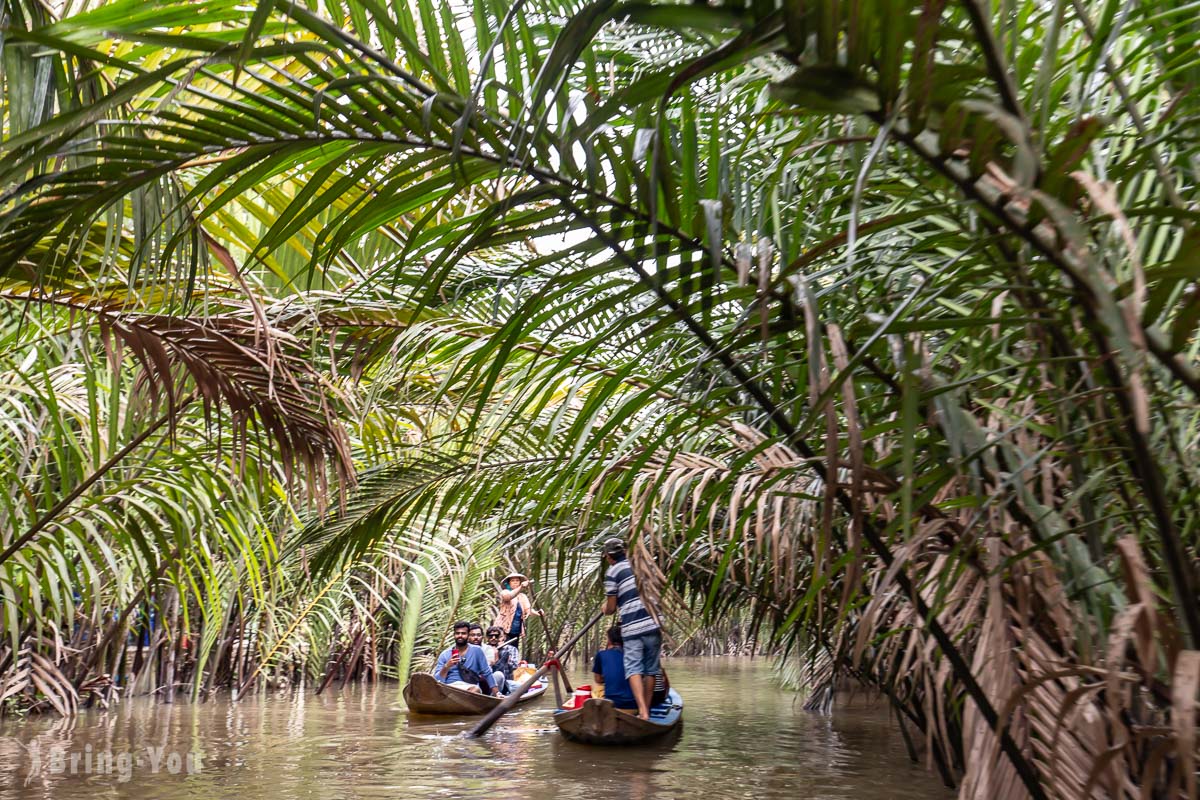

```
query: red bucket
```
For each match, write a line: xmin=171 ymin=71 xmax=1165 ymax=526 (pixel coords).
xmin=571 ymin=685 xmax=592 ymax=708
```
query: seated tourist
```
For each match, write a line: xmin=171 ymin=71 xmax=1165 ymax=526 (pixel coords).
xmin=487 ymin=626 xmax=519 ymax=693
xmin=434 ymin=621 xmax=497 ymax=695
xmin=469 ymin=623 xmax=493 ymax=663
xmin=469 ymin=622 xmax=504 ymax=694
xmin=592 ymin=626 xmax=637 ymax=710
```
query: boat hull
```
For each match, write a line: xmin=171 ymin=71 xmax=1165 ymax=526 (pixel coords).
xmin=554 ymin=689 xmax=683 ymax=744
xmin=402 ymin=672 xmax=546 ymax=715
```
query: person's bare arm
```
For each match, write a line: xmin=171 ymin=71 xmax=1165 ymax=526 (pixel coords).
xmin=593 ymin=672 xmax=605 ymax=685
xmin=520 ymin=594 xmax=542 ymax=616
xmin=603 ymin=595 xmax=617 ymax=614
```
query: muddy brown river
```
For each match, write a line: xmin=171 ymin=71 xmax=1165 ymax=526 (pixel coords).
xmin=0 ymin=657 xmax=950 ymax=799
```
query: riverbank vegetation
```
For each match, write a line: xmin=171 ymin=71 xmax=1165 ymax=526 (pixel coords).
xmin=1 ymin=0 xmax=1198 ymax=796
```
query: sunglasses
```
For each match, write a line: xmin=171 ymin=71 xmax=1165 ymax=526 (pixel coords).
xmin=487 ymin=634 xmax=501 ymax=639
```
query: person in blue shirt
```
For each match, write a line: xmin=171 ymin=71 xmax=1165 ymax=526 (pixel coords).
xmin=602 ymin=537 xmax=661 ymax=720
xmin=434 ymin=621 xmax=498 ymax=695
xmin=592 ymin=626 xmax=637 ymax=710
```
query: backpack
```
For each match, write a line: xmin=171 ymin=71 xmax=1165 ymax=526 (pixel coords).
xmin=455 ymin=646 xmax=486 ymax=689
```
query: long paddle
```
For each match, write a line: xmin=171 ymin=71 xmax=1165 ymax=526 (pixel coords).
xmin=466 ymin=610 xmax=604 ymax=738
xmin=525 ymin=580 xmax=573 ymax=694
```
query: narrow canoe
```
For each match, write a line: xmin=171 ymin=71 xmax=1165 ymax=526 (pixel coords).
xmin=553 ymin=689 xmax=683 ymax=744
xmin=402 ymin=672 xmax=547 ymax=715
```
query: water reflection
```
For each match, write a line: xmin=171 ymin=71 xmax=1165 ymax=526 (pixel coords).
xmin=0 ymin=658 xmax=949 ymax=800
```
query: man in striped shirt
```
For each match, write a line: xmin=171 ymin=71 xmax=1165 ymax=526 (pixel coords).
xmin=601 ymin=537 xmax=661 ymax=720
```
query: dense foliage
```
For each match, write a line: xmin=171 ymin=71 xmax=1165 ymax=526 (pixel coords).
xmin=1 ymin=0 xmax=1198 ymax=796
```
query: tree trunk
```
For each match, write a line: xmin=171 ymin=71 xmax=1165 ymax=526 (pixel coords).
xmin=160 ymin=588 xmax=180 ymax=703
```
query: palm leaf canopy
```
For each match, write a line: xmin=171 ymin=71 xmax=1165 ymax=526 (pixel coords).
xmin=2 ymin=0 xmax=1200 ymax=796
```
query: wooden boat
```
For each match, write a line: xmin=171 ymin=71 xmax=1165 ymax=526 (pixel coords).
xmin=402 ymin=672 xmax=547 ymax=715
xmin=553 ymin=689 xmax=683 ymax=744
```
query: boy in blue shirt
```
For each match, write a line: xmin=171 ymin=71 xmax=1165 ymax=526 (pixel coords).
xmin=592 ymin=626 xmax=637 ymax=709
xmin=434 ymin=621 xmax=497 ymax=695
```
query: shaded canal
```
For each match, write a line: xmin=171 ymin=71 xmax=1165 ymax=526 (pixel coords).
xmin=1 ymin=657 xmax=950 ymax=799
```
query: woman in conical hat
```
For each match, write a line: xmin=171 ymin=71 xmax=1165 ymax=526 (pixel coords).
xmin=492 ymin=571 xmax=541 ymax=646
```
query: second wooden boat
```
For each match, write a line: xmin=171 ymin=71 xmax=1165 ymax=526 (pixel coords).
xmin=403 ymin=672 xmax=547 ymax=715
xmin=553 ymin=689 xmax=683 ymax=744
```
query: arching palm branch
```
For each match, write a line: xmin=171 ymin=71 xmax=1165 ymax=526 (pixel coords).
xmin=2 ymin=0 xmax=1199 ymax=796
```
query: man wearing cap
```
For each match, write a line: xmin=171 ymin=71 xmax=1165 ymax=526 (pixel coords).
xmin=492 ymin=571 xmax=542 ymax=650
xmin=601 ymin=538 xmax=661 ymax=720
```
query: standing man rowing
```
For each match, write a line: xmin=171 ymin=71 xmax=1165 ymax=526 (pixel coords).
xmin=600 ymin=537 xmax=661 ymax=720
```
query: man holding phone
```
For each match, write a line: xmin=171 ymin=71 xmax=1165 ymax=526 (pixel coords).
xmin=434 ymin=621 xmax=498 ymax=695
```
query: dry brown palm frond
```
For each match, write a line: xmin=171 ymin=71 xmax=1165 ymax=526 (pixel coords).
xmin=956 ymin=536 xmax=1097 ymax=800
xmin=0 ymin=636 xmax=79 ymax=717
xmin=599 ymin=423 xmax=835 ymax=640
xmin=3 ymin=287 xmax=353 ymax=495
xmin=627 ymin=536 xmax=673 ymax=628
xmin=1169 ymin=651 xmax=1199 ymax=799
xmin=1081 ymin=538 xmax=1200 ymax=800
xmin=589 ymin=373 xmax=1196 ymax=800
xmin=872 ymin=529 xmax=1196 ymax=800
xmin=100 ymin=311 xmax=353 ymax=491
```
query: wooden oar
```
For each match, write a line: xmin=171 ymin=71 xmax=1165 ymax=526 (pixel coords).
xmin=466 ymin=610 xmax=603 ymax=738
xmin=525 ymin=580 xmax=573 ymax=695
